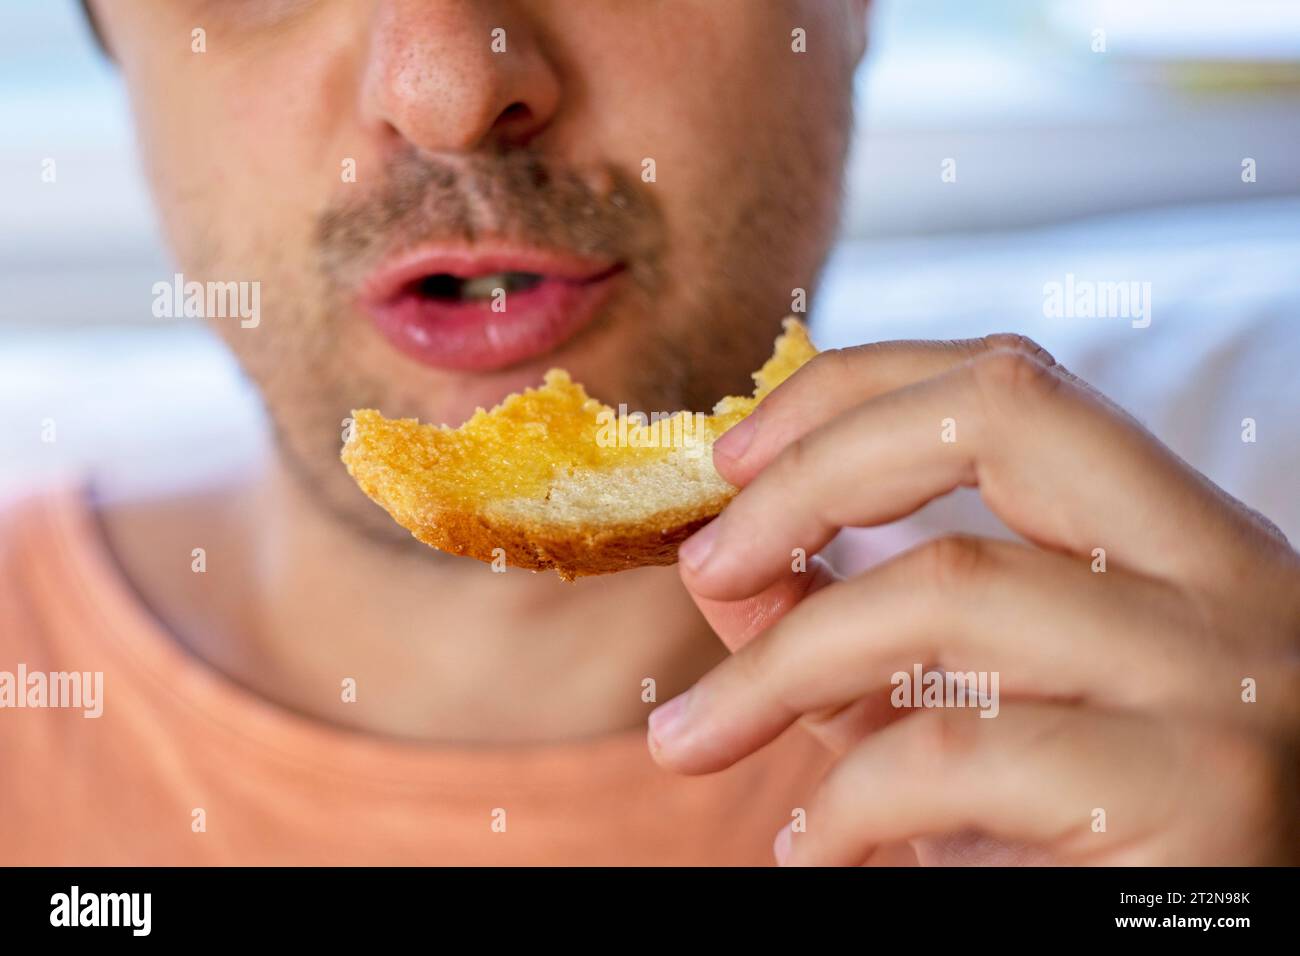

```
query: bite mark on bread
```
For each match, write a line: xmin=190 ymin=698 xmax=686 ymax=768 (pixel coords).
xmin=342 ymin=318 xmax=818 ymax=579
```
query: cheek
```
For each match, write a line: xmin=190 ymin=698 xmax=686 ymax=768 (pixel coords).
xmin=124 ymin=47 xmax=347 ymax=281
xmin=576 ymin=9 xmax=851 ymax=215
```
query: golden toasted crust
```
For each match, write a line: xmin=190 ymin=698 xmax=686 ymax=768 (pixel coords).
xmin=342 ymin=318 xmax=817 ymax=579
xmin=343 ymin=439 xmax=735 ymax=579
xmin=404 ymin=502 xmax=728 ymax=581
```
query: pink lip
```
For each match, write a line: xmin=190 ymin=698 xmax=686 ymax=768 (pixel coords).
xmin=357 ymin=244 xmax=625 ymax=372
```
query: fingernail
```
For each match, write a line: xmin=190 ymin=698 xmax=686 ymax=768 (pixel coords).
xmin=678 ymin=517 xmax=721 ymax=573
xmin=647 ymin=690 xmax=691 ymax=751
xmin=714 ymin=415 xmax=758 ymax=462
xmin=773 ymin=823 xmax=793 ymax=866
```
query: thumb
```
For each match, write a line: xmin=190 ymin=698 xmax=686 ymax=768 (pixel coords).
xmin=681 ymin=554 xmax=902 ymax=757
xmin=685 ymin=554 xmax=838 ymax=653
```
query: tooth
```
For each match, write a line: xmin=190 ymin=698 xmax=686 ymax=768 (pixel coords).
xmin=460 ymin=274 xmax=509 ymax=299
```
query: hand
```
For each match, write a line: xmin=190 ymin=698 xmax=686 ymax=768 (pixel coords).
xmin=648 ymin=335 xmax=1300 ymax=865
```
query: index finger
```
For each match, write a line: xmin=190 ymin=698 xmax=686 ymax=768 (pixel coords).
xmin=684 ymin=348 xmax=1268 ymax=602
xmin=713 ymin=334 xmax=1056 ymax=487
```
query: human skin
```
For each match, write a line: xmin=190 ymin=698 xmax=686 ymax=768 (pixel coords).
xmin=86 ymin=0 xmax=1300 ymax=864
xmin=88 ymin=0 xmax=867 ymax=743
xmin=92 ymin=0 xmax=860 ymax=535
xmin=652 ymin=338 xmax=1300 ymax=864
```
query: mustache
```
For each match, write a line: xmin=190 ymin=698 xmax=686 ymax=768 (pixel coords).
xmin=316 ymin=150 xmax=663 ymax=287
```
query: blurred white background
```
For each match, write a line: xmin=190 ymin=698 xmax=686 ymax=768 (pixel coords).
xmin=3 ymin=0 xmax=1299 ymax=539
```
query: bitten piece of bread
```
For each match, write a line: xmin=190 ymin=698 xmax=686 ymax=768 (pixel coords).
xmin=342 ymin=318 xmax=818 ymax=579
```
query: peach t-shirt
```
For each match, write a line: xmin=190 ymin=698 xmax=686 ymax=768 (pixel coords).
xmin=0 ymin=488 xmax=833 ymax=865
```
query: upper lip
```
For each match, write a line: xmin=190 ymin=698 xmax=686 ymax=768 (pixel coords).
xmin=358 ymin=242 xmax=622 ymax=306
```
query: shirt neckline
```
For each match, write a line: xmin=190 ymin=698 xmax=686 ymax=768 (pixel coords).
xmin=43 ymin=482 xmax=666 ymax=791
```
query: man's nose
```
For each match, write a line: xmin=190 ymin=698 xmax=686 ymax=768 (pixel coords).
xmin=361 ymin=0 xmax=562 ymax=154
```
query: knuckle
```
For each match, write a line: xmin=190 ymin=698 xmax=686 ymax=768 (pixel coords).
xmin=774 ymin=430 xmax=814 ymax=484
xmin=980 ymin=333 xmax=1056 ymax=368
xmin=729 ymin=622 xmax=804 ymax=722
xmin=734 ymin=625 xmax=780 ymax=690
xmin=909 ymin=708 xmax=979 ymax=770
xmin=798 ymin=347 xmax=859 ymax=394
xmin=914 ymin=535 xmax=989 ymax=594
xmin=728 ymin=641 xmax=770 ymax=701
xmin=811 ymin=345 xmax=856 ymax=378
xmin=971 ymin=347 xmax=1061 ymax=408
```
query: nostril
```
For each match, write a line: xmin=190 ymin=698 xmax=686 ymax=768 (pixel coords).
xmin=492 ymin=101 xmax=543 ymax=146
xmin=499 ymin=102 xmax=530 ymax=124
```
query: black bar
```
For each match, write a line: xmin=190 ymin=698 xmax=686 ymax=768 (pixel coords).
xmin=0 ymin=866 xmax=1288 ymax=941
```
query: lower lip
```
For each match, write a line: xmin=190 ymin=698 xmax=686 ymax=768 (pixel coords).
xmin=361 ymin=267 xmax=625 ymax=372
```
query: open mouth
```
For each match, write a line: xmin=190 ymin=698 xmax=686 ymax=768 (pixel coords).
xmin=413 ymin=270 xmax=548 ymax=303
xmin=358 ymin=248 xmax=625 ymax=373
